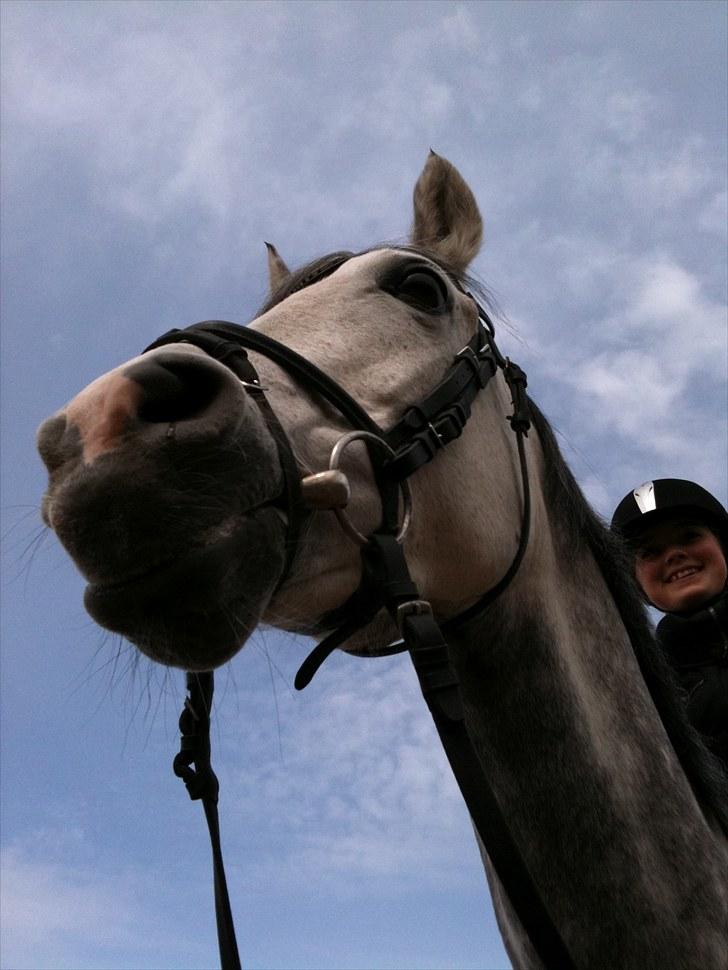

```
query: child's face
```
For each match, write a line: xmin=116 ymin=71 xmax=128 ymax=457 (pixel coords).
xmin=633 ymin=519 xmax=727 ymax=613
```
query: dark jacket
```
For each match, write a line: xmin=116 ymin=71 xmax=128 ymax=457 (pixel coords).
xmin=657 ymin=590 xmax=728 ymax=767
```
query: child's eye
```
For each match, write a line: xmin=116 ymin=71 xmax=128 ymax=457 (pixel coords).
xmin=636 ymin=546 xmax=658 ymax=561
xmin=679 ymin=529 xmax=702 ymax=544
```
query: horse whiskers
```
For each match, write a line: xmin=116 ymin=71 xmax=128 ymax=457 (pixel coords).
xmin=219 ymin=597 xmax=260 ymax=649
xmin=252 ymin=631 xmax=299 ymax=762
xmin=70 ymin=626 xmax=182 ymax=747
xmin=73 ymin=630 xmax=128 ymax=698
xmin=72 ymin=632 xmax=153 ymax=747
xmin=1 ymin=504 xmax=47 ymax=541
xmin=2 ymin=517 xmax=52 ymax=590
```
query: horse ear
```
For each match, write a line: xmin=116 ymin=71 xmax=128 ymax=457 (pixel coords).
xmin=410 ymin=151 xmax=483 ymax=272
xmin=265 ymin=242 xmax=291 ymax=293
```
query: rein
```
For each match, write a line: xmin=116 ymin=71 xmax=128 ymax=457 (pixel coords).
xmin=143 ymin=284 xmax=574 ymax=969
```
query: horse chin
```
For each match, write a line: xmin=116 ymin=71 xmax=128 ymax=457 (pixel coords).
xmin=83 ymin=507 xmax=287 ymax=670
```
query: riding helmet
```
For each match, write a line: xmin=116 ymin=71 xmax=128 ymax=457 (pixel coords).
xmin=611 ymin=478 xmax=728 ymax=548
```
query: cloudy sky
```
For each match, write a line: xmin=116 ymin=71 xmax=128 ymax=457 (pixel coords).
xmin=1 ymin=2 xmax=726 ymax=969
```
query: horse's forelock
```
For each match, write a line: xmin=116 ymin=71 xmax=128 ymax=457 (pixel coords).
xmin=258 ymin=251 xmax=356 ymax=315
xmin=256 ymin=244 xmax=497 ymax=319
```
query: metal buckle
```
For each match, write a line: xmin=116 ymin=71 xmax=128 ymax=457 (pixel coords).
xmin=456 ymin=343 xmax=493 ymax=388
xmin=395 ymin=599 xmax=433 ymax=635
xmin=426 ymin=421 xmax=445 ymax=451
xmin=439 ymin=404 xmax=467 ymax=439
xmin=456 ymin=344 xmax=480 ymax=369
xmin=239 ymin=379 xmax=269 ymax=392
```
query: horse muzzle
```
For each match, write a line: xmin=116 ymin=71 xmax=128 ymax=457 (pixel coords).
xmin=36 ymin=345 xmax=289 ymax=666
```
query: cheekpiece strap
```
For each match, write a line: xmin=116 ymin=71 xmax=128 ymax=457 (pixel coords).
xmin=384 ymin=326 xmax=498 ymax=481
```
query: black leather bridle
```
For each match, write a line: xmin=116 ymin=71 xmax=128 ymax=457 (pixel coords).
xmin=143 ymin=255 xmax=574 ymax=970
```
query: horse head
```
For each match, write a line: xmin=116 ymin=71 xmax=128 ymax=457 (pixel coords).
xmin=37 ymin=153 xmax=529 ymax=672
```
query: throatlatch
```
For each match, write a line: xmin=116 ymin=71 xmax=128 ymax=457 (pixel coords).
xmin=153 ymin=286 xmax=574 ymax=970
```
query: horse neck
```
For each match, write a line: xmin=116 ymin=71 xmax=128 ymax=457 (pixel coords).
xmin=447 ymin=488 xmax=728 ymax=967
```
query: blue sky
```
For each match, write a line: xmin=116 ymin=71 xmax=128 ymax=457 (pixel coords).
xmin=1 ymin=2 xmax=726 ymax=968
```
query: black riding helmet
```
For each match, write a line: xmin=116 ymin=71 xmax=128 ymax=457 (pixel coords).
xmin=611 ymin=478 xmax=728 ymax=551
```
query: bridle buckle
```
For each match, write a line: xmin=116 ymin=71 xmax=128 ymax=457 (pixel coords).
xmin=456 ymin=343 xmax=496 ymax=388
xmin=395 ymin=598 xmax=433 ymax=635
xmin=426 ymin=421 xmax=445 ymax=451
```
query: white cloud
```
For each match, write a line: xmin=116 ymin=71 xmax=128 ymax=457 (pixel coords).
xmin=603 ymin=89 xmax=654 ymax=144
xmin=220 ymin=654 xmax=478 ymax=895
xmin=0 ymin=839 xmax=179 ymax=969
xmin=576 ymin=351 xmax=679 ymax=437
xmin=440 ymin=4 xmax=482 ymax=54
xmin=5 ymin=0 xmax=724 ymax=287
xmin=496 ymin=228 xmax=726 ymax=511
xmin=607 ymin=258 xmax=724 ymax=372
xmin=699 ymin=190 xmax=728 ymax=237
xmin=563 ymin=256 xmax=725 ymax=497
xmin=392 ymin=4 xmax=482 ymax=63
xmin=633 ymin=260 xmax=702 ymax=323
xmin=3 ymin=845 xmax=124 ymax=938
xmin=619 ymin=136 xmax=714 ymax=211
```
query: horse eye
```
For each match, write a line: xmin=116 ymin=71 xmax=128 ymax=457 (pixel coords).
xmin=394 ymin=270 xmax=449 ymax=312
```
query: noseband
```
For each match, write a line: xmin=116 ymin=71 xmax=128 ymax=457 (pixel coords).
xmin=143 ymin=258 xmax=574 ymax=970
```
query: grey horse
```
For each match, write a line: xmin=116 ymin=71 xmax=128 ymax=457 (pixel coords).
xmin=37 ymin=153 xmax=728 ymax=968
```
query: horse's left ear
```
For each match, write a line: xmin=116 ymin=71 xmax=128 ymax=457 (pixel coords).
xmin=265 ymin=242 xmax=291 ymax=293
xmin=410 ymin=151 xmax=483 ymax=272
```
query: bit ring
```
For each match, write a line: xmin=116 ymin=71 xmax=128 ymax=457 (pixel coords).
xmin=329 ymin=431 xmax=412 ymax=547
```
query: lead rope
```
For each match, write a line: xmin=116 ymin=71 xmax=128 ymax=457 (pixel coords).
xmin=173 ymin=673 xmax=241 ymax=970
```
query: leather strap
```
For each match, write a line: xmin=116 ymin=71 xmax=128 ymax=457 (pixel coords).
xmin=384 ymin=328 xmax=499 ymax=481
xmin=147 ymin=322 xmax=384 ymax=438
xmin=366 ymin=535 xmax=575 ymax=970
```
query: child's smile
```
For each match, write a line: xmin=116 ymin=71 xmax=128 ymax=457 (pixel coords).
xmin=634 ymin=520 xmax=727 ymax=613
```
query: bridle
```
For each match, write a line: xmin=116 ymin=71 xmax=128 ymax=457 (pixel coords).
xmin=143 ymin=254 xmax=574 ymax=970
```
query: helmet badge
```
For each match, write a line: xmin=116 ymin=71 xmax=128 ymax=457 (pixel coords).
xmin=633 ymin=481 xmax=657 ymax=514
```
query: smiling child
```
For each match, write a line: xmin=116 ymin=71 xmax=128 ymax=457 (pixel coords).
xmin=612 ymin=479 xmax=728 ymax=767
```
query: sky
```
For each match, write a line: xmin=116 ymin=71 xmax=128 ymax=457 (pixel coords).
xmin=1 ymin=2 xmax=726 ymax=969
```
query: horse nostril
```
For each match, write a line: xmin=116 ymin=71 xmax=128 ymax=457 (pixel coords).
xmin=131 ymin=355 xmax=227 ymax=424
xmin=37 ymin=413 xmax=75 ymax=472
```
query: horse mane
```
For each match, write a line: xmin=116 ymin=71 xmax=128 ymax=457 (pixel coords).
xmin=529 ymin=398 xmax=728 ymax=832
